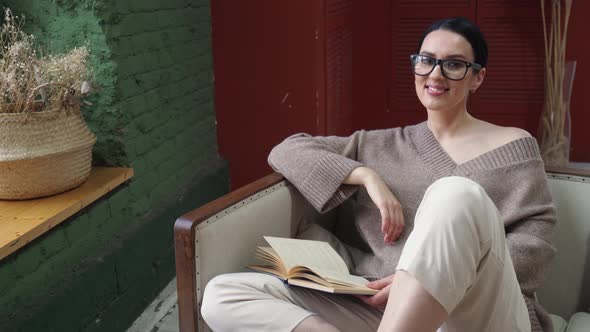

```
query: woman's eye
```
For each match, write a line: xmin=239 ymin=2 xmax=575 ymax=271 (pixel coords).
xmin=420 ymin=57 xmax=434 ymax=65
xmin=445 ymin=61 xmax=464 ymax=70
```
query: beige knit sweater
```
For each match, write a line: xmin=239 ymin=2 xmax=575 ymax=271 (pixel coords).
xmin=268 ymin=122 xmax=557 ymax=332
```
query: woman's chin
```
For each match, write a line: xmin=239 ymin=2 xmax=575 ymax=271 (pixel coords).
xmin=420 ymin=100 xmax=448 ymax=112
xmin=419 ymin=96 xmax=465 ymax=113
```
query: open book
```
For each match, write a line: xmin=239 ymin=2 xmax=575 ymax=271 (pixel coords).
xmin=249 ymin=236 xmax=378 ymax=295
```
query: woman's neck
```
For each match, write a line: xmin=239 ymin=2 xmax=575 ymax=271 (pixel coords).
xmin=426 ymin=107 xmax=474 ymax=141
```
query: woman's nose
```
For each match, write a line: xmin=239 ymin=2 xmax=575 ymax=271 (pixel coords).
xmin=429 ymin=63 xmax=444 ymax=79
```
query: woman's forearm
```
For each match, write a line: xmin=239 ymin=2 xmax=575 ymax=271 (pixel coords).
xmin=344 ymin=166 xmax=376 ymax=186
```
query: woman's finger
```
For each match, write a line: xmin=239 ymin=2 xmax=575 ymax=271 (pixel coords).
xmin=387 ymin=205 xmax=396 ymax=243
xmin=381 ymin=206 xmax=388 ymax=242
xmin=393 ymin=209 xmax=404 ymax=240
xmin=392 ymin=202 xmax=402 ymax=239
xmin=371 ymin=287 xmax=389 ymax=306
xmin=381 ymin=207 xmax=390 ymax=235
xmin=367 ymin=278 xmax=387 ymax=290
xmin=393 ymin=206 xmax=404 ymax=238
xmin=367 ymin=274 xmax=394 ymax=289
xmin=357 ymin=285 xmax=391 ymax=310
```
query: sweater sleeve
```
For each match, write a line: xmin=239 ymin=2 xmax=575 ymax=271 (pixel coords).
xmin=268 ymin=131 xmax=364 ymax=213
xmin=499 ymin=160 xmax=557 ymax=332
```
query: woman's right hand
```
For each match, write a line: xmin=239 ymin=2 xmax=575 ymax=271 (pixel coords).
xmin=355 ymin=274 xmax=395 ymax=311
xmin=345 ymin=167 xmax=405 ymax=243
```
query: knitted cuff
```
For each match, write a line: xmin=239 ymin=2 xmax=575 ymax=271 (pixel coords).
xmin=524 ymin=295 xmax=546 ymax=332
xmin=298 ymin=153 xmax=362 ymax=213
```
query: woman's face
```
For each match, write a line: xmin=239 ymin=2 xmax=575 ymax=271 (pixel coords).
xmin=414 ymin=29 xmax=485 ymax=113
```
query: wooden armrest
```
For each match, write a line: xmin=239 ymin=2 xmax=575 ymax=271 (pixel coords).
xmin=174 ymin=172 xmax=285 ymax=332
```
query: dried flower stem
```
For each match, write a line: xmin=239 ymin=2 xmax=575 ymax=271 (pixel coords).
xmin=0 ymin=8 xmax=93 ymax=114
xmin=539 ymin=0 xmax=574 ymax=166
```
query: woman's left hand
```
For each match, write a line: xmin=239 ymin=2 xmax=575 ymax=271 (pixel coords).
xmin=356 ymin=274 xmax=394 ymax=311
xmin=344 ymin=167 xmax=405 ymax=244
xmin=362 ymin=171 xmax=405 ymax=243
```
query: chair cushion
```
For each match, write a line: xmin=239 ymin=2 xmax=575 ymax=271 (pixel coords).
xmin=566 ymin=312 xmax=590 ymax=332
xmin=550 ymin=314 xmax=567 ymax=332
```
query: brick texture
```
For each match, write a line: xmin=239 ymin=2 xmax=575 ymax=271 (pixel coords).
xmin=0 ymin=0 xmax=228 ymax=331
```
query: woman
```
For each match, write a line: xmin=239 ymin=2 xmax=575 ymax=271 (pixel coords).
xmin=202 ymin=17 xmax=556 ymax=332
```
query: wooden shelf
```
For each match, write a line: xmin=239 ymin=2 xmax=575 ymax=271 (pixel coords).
xmin=0 ymin=167 xmax=133 ymax=260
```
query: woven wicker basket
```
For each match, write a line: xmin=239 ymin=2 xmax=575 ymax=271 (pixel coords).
xmin=0 ymin=106 xmax=96 ymax=200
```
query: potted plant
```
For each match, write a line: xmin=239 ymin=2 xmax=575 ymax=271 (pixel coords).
xmin=0 ymin=9 xmax=96 ymax=200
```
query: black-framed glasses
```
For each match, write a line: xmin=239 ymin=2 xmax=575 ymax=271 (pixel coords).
xmin=410 ymin=54 xmax=482 ymax=81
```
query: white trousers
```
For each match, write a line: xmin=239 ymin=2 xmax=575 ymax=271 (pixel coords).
xmin=201 ymin=176 xmax=531 ymax=332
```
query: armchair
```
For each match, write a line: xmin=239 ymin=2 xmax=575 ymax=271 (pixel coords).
xmin=174 ymin=171 xmax=590 ymax=332
xmin=174 ymin=173 xmax=329 ymax=332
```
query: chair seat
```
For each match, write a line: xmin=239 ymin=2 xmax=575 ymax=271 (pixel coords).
xmin=566 ymin=312 xmax=590 ymax=332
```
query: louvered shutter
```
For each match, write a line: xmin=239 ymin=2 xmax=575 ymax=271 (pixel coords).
xmin=474 ymin=0 xmax=545 ymax=131
xmin=326 ymin=0 xmax=353 ymax=135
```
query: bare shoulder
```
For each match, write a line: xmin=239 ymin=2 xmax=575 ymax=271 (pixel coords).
xmin=500 ymin=126 xmax=532 ymax=141
xmin=477 ymin=121 xmax=532 ymax=147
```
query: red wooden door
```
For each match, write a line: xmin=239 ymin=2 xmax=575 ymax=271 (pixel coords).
xmin=211 ymin=0 xmax=324 ymax=188
xmin=212 ymin=0 xmax=353 ymax=188
xmin=326 ymin=0 xmax=354 ymax=136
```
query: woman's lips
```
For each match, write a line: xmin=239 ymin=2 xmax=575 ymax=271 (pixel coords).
xmin=425 ymin=85 xmax=449 ymax=96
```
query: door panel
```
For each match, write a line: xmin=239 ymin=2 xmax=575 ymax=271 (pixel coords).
xmin=211 ymin=0 xmax=323 ymax=188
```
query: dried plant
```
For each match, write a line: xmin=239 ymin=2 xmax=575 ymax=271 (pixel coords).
xmin=538 ymin=0 xmax=574 ymax=166
xmin=0 ymin=8 xmax=93 ymax=114
xmin=38 ymin=46 xmax=92 ymax=110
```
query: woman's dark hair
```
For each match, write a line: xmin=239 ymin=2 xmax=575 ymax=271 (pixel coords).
xmin=417 ymin=17 xmax=488 ymax=69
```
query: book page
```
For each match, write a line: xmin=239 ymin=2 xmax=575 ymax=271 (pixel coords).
xmin=288 ymin=279 xmax=378 ymax=295
xmin=289 ymin=270 xmax=371 ymax=290
xmin=264 ymin=236 xmax=350 ymax=277
xmin=252 ymin=247 xmax=288 ymax=277
xmin=320 ymin=271 xmax=373 ymax=288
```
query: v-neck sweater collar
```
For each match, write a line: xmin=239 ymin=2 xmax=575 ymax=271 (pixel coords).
xmin=408 ymin=122 xmax=541 ymax=178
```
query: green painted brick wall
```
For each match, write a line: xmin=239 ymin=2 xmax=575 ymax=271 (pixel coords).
xmin=0 ymin=0 xmax=228 ymax=331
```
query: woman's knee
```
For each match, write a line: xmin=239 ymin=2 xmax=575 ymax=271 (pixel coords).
xmin=418 ymin=176 xmax=498 ymax=229
xmin=201 ymin=272 xmax=282 ymax=326
xmin=201 ymin=274 xmax=239 ymax=325
xmin=423 ymin=177 xmax=491 ymax=211
xmin=427 ymin=176 xmax=486 ymax=202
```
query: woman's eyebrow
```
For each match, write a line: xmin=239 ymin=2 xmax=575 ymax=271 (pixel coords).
xmin=445 ymin=54 xmax=468 ymax=60
xmin=418 ymin=51 xmax=468 ymax=60
xmin=419 ymin=51 xmax=435 ymax=56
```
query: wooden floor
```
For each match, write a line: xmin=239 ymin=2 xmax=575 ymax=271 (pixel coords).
xmin=128 ymin=277 xmax=179 ymax=332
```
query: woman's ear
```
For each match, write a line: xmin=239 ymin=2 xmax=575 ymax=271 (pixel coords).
xmin=471 ymin=67 xmax=486 ymax=92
